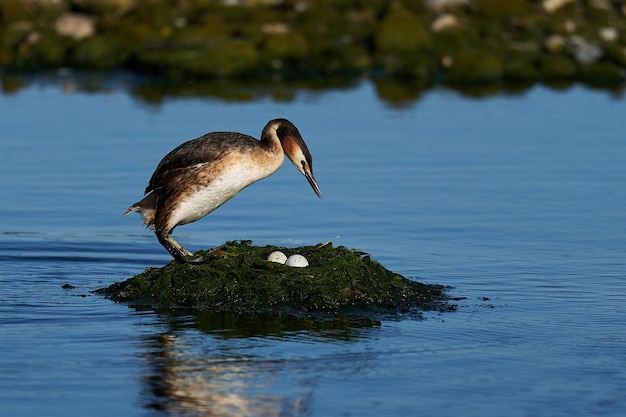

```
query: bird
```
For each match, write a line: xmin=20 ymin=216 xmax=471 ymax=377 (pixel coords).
xmin=125 ymin=118 xmax=322 ymax=263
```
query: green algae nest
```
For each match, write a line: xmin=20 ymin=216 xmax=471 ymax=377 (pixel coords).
xmin=99 ymin=240 xmax=451 ymax=314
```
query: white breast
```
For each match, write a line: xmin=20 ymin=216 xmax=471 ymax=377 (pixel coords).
xmin=167 ymin=153 xmax=284 ymax=230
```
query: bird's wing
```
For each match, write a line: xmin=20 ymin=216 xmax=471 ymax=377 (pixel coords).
xmin=145 ymin=132 xmax=256 ymax=194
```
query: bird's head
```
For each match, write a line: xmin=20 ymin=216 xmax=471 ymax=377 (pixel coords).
xmin=267 ymin=118 xmax=322 ymax=199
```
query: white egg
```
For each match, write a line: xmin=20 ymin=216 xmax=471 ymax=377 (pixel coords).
xmin=267 ymin=251 xmax=287 ymax=264
xmin=286 ymin=254 xmax=309 ymax=268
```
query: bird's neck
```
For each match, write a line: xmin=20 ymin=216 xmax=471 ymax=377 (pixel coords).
xmin=260 ymin=132 xmax=283 ymax=155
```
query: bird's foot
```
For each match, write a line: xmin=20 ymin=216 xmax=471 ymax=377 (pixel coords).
xmin=185 ymin=254 xmax=205 ymax=264
xmin=156 ymin=232 xmax=205 ymax=264
xmin=208 ymin=248 xmax=239 ymax=258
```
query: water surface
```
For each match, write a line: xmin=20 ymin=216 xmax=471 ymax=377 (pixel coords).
xmin=1 ymin=78 xmax=625 ymax=416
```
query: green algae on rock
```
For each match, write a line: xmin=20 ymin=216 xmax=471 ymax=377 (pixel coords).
xmin=98 ymin=240 xmax=452 ymax=314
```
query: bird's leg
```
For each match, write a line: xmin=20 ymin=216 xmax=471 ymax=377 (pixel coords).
xmin=155 ymin=230 xmax=189 ymax=262
xmin=155 ymin=231 xmax=204 ymax=264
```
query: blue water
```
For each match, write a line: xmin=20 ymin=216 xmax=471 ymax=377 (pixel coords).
xmin=1 ymin=77 xmax=625 ymax=416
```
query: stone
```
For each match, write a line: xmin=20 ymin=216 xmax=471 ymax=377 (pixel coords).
xmin=599 ymin=27 xmax=618 ymax=43
xmin=542 ymin=0 xmax=576 ymax=13
xmin=55 ymin=13 xmax=95 ymax=40
xmin=568 ymin=35 xmax=602 ymax=64
xmin=425 ymin=0 xmax=470 ymax=13
xmin=431 ymin=14 xmax=459 ymax=33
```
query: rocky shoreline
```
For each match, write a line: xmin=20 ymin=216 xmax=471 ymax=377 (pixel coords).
xmin=1 ymin=0 xmax=625 ymax=89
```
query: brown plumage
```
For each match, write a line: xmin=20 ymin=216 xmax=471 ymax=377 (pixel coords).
xmin=125 ymin=118 xmax=322 ymax=263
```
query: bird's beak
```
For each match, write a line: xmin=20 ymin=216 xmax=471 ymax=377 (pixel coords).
xmin=304 ymin=170 xmax=322 ymax=199
xmin=281 ymin=133 xmax=322 ymax=199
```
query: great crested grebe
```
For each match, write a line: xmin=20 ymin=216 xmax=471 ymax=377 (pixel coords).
xmin=125 ymin=118 xmax=322 ymax=263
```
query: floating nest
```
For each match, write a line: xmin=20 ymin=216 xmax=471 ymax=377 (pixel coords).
xmin=98 ymin=240 xmax=454 ymax=315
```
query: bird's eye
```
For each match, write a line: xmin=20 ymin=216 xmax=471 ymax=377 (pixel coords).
xmin=301 ymin=161 xmax=307 ymax=170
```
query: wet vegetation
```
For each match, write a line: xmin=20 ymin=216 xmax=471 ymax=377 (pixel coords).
xmin=1 ymin=0 xmax=625 ymax=100
xmin=98 ymin=240 xmax=453 ymax=315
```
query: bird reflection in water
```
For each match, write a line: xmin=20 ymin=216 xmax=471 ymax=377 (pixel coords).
xmin=139 ymin=332 xmax=313 ymax=416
